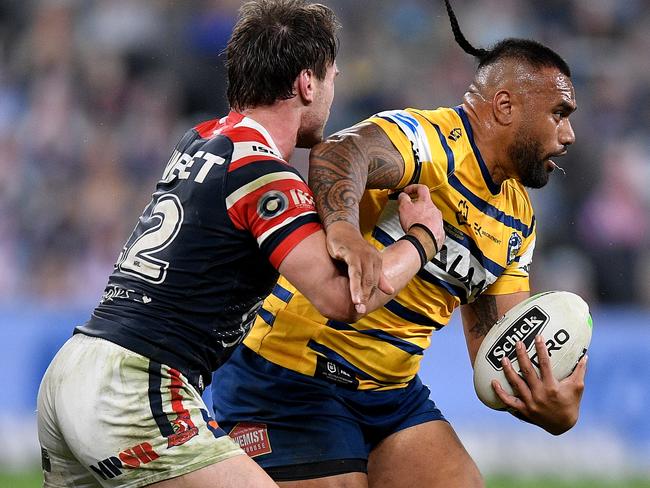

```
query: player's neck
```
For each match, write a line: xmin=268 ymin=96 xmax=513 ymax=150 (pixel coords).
xmin=238 ymin=103 xmax=301 ymax=161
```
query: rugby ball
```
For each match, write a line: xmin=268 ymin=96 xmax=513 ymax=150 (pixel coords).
xmin=473 ymin=291 xmax=592 ymax=410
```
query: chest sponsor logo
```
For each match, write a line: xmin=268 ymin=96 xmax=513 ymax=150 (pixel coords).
xmin=229 ymin=423 xmax=272 ymax=458
xmin=89 ymin=442 xmax=160 ymax=480
xmin=486 ymin=306 xmax=549 ymax=370
xmin=430 ymin=241 xmax=490 ymax=301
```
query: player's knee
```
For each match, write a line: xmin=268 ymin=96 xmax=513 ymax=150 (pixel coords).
xmin=449 ymin=456 xmax=484 ymax=488
xmin=466 ymin=469 xmax=486 ymax=488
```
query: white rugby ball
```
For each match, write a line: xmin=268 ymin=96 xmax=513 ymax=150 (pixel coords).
xmin=473 ymin=291 xmax=592 ymax=410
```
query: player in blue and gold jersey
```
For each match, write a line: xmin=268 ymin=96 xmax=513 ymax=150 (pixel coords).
xmin=213 ymin=2 xmax=587 ymax=487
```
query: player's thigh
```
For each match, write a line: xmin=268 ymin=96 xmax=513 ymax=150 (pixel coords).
xmin=38 ymin=338 xmax=103 ymax=488
xmin=148 ymin=453 xmax=277 ymax=488
xmin=367 ymin=420 xmax=484 ymax=488
xmin=277 ymin=472 xmax=367 ymax=488
xmin=41 ymin=335 xmax=245 ymax=487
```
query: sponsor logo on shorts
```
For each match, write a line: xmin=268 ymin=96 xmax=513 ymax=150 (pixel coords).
xmin=229 ymin=422 xmax=272 ymax=458
xmin=89 ymin=442 xmax=159 ymax=480
xmin=486 ymin=306 xmax=549 ymax=370
xmin=167 ymin=414 xmax=199 ymax=448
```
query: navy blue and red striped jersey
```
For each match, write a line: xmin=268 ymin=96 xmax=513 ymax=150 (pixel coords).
xmin=76 ymin=112 xmax=321 ymax=386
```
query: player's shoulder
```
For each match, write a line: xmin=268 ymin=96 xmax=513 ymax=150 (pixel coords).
xmin=370 ymin=106 xmax=459 ymax=130
xmin=406 ymin=106 xmax=461 ymax=126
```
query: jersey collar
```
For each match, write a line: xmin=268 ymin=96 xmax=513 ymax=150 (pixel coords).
xmin=453 ymin=106 xmax=501 ymax=196
xmin=229 ymin=111 xmax=283 ymax=159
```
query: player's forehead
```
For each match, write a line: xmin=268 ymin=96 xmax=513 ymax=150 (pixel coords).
xmin=528 ymin=67 xmax=577 ymax=109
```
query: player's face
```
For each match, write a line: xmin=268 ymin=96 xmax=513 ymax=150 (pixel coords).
xmin=510 ymin=69 xmax=576 ymax=188
xmin=297 ymin=62 xmax=339 ymax=148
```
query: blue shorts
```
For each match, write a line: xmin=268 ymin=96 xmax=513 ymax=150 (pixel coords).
xmin=212 ymin=346 xmax=446 ymax=480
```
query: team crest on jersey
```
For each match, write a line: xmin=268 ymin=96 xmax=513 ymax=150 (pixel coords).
xmin=507 ymin=231 xmax=522 ymax=265
xmin=257 ymin=191 xmax=289 ymax=220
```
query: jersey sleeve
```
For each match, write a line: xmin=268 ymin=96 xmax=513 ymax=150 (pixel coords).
xmin=484 ymin=224 xmax=536 ymax=295
xmin=365 ymin=109 xmax=450 ymax=190
xmin=225 ymin=159 xmax=322 ymax=269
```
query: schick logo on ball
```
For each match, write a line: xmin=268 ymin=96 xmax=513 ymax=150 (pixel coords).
xmin=486 ymin=306 xmax=549 ymax=370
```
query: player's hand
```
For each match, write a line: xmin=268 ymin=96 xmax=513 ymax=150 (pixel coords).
xmin=491 ymin=335 xmax=587 ymax=435
xmin=397 ymin=184 xmax=445 ymax=254
xmin=326 ymin=221 xmax=394 ymax=315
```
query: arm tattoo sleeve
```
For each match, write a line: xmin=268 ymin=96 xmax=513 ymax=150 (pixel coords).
xmin=308 ymin=122 xmax=404 ymax=228
xmin=467 ymin=294 xmax=500 ymax=339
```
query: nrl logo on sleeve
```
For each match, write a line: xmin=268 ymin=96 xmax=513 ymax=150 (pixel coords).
xmin=486 ymin=306 xmax=549 ymax=370
xmin=229 ymin=422 xmax=272 ymax=458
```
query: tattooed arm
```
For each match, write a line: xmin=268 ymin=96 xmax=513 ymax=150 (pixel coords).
xmin=460 ymin=291 xmax=529 ymax=365
xmin=308 ymin=122 xmax=411 ymax=305
xmin=309 ymin=121 xmax=406 ymax=228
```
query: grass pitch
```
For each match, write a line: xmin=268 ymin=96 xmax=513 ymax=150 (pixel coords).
xmin=2 ymin=468 xmax=649 ymax=487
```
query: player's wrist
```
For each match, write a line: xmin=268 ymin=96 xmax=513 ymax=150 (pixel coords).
xmin=406 ymin=223 xmax=439 ymax=261
xmin=398 ymin=224 xmax=439 ymax=269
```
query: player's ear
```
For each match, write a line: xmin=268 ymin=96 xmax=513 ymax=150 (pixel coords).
xmin=493 ymin=90 xmax=513 ymax=125
xmin=296 ymin=68 xmax=315 ymax=105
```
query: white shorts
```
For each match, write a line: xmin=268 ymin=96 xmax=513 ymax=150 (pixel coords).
xmin=37 ymin=334 xmax=244 ymax=488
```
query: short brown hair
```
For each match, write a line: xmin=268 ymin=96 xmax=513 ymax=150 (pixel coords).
xmin=225 ymin=0 xmax=340 ymax=111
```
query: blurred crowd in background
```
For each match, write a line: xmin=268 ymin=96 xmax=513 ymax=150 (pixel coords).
xmin=1 ymin=0 xmax=649 ymax=308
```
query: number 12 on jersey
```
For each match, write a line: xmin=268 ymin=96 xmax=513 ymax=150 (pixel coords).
xmin=117 ymin=194 xmax=184 ymax=284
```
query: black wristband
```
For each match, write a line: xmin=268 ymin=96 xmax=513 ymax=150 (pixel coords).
xmin=408 ymin=223 xmax=439 ymax=256
xmin=399 ymin=234 xmax=428 ymax=269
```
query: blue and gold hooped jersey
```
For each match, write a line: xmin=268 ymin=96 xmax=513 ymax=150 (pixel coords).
xmin=243 ymin=107 xmax=536 ymax=390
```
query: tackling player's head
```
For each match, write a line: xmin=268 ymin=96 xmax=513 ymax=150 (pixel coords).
xmin=444 ymin=0 xmax=576 ymax=189
xmin=225 ymin=0 xmax=340 ymax=146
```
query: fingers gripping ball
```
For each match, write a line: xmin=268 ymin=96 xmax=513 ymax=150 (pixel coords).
xmin=473 ymin=291 xmax=592 ymax=410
